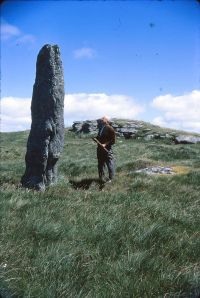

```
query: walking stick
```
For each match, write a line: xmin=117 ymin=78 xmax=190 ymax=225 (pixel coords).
xmin=92 ymin=137 xmax=109 ymax=153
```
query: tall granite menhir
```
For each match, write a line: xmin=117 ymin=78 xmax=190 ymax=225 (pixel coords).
xmin=21 ymin=44 xmax=65 ymax=191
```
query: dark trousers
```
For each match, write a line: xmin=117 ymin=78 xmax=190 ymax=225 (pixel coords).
xmin=97 ymin=147 xmax=115 ymax=181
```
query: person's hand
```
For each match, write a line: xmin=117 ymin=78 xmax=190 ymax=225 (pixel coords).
xmin=102 ymin=143 xmax=106 ymax=148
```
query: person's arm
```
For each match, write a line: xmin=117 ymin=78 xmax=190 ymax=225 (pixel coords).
xmin=110 ymin=127 xmax=116 ymax=145
xmin=92 ymin=137 xmax=109 ymax=152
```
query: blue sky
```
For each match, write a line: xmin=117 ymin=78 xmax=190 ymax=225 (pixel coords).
xmin=1 ymin=0 xmax=200 ymax=132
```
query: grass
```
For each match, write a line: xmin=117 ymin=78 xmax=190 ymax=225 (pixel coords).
xmin=0 ymin=129 xmax=200 ymax=297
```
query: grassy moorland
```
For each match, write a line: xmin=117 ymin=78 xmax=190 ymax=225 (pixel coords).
xmin=0 ymin=128 xmax=200 ymax=298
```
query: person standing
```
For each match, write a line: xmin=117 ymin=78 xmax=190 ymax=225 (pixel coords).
xmin=95 ymin=116 xmax=116 ymax=183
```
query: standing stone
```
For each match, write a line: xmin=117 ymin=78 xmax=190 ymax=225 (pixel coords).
xmin=21 ymin=44 xmax=65 ymax=191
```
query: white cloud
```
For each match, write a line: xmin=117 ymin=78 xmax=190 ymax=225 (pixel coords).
xmin=73 ymin=47 xmax=96 ymax=59
xmin=1 ymin=97 xmax=31 ymax=132
xmin=1 ymin=19 xmax=35 ymax=44
xmin=151 ymin=90 xmax=200 ymax=132
xmin=16 ymin=34 xmax=36 ymax=45
xmin=1 ymin=93 xmax=144 ymax=132
xmin=1 ymin=22 xmax=21 ymax=40
xmin=64 ymin=93 xmax=144 ymax=125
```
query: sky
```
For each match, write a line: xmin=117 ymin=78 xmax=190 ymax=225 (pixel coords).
xmin=1 ymin=0 xmax=200 ymax=133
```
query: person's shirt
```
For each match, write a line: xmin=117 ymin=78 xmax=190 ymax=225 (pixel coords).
xmin=97 ymin=124 xmax=116 ymax=149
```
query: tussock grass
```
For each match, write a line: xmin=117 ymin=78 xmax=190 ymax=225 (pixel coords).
xmin=0 ymin=130 xmax=200 ymax=297
xmin=172 ymin=165 xmax=191 ymax=175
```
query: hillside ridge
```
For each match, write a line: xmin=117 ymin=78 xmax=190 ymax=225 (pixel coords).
xmin=70 ymin=118 xmax=200 ymax=144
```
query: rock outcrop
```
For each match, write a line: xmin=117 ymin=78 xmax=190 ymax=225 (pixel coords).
xmin=135 ymin=166 xmax=175 ymax=175
xmin=70 ymin=119 xmax=200 ymax=144
xmin=175 ymin=135 xmax=200 ymax=144
xmin=21 ymin=44 xmax=65 ymax=191
xmin=70 ymin=119 xmax=176 ymax=141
